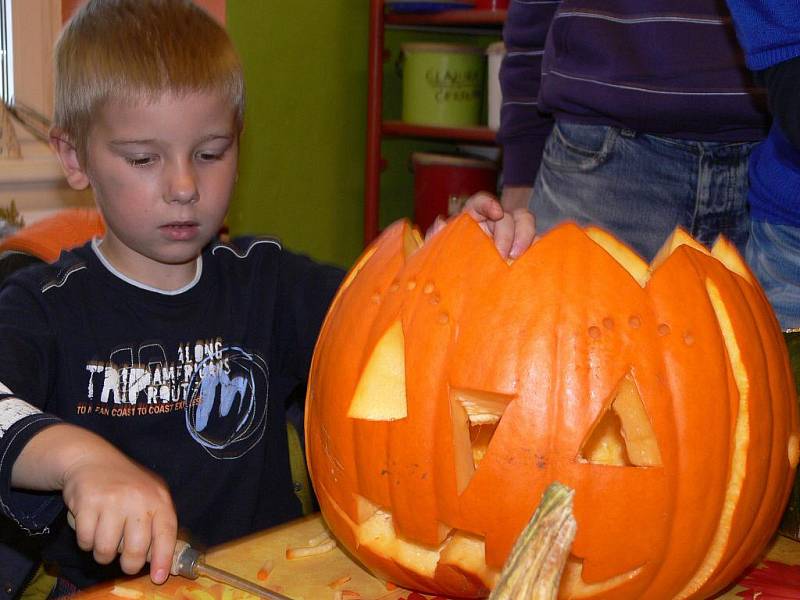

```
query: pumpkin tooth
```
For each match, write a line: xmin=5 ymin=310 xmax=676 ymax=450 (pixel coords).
xmin=404 ymin=226 xmax=424 ymax=258
xmin=651 ymin=227 xmax=709 ymax=272
xmin=356 ymin=509 xmax=443 ymax=578
xmin=439 ymin=531 xmax=499 ymax=590
xmin=585 ymin=227 xmax=650 ymax=287
xmin=710 ymin=235 xmax=755 ymax=285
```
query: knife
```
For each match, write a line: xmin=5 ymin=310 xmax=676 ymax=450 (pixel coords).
xmin=67 ymin=512 xmax=293 ymax=599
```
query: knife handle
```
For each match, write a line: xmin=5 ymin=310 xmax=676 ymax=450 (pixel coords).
xmin=66 ymin=511 xmax=191 ymax=576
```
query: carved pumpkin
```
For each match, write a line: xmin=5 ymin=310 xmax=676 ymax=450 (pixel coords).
xmin=305 ymin=216 xmax=800 ymax=599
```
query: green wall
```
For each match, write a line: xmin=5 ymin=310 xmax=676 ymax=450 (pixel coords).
xmin=226 ymin=4 xmax=501 ymax=268
xmin=226 ymin=2 xmax=369 ymax=268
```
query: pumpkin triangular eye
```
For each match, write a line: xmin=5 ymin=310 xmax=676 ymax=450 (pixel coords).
xmin=579 ymin=374 xmax=662 ymax=467
xmin=451 ymin=388 xmax=515 ymax=494
xmin=348 ymin=320 xmax=408 ymax=420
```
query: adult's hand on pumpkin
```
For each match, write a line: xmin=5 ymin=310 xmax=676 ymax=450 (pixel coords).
xmin=425 ymin=192 xmax=536 ymax=260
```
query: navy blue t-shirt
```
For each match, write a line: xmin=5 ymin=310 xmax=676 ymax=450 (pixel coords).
xmin=0 ymin=236 xmax=344 ymax=587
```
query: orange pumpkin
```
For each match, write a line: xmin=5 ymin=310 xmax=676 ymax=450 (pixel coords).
xmin=305 ymin=216 xmax=800 ymax=599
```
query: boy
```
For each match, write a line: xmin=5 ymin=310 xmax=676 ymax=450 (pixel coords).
xmin=0 ymin=0 xmax=531 ymax=595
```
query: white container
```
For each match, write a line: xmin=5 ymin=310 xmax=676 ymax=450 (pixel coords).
xmin=486 ymin=41 xmax=505 ymax=131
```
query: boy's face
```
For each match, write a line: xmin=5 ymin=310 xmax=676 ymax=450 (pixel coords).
xmin=59 ymin=91 xmax=239 ymax=289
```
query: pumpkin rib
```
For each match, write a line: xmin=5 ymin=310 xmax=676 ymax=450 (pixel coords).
xmin=675 ymin=278 xmax=751 ymax=598
xmin=700 ymin=269 xmax=799 ymax=595
xmin=636 ymin=246 xmax=737 ymax=598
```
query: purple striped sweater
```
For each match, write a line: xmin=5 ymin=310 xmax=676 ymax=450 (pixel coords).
xmin=498 ymin=0 xmax=770 ymax=186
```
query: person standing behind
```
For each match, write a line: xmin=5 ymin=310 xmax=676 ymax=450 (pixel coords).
xmin=723 ymin=0 xmax=800 ymax=330
xmin=498 ymin=0 xmax=769 ymax=262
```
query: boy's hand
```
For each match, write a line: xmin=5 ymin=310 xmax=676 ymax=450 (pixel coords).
xmin=12 ymin=424 xmax=177 ymax=584
xmin=425 ymin=192 xmax=536 ymax=259
xmin=63 ymin=454 xmax=177 ymax=583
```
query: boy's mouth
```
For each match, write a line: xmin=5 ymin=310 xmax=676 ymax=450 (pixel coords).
xmin=160 ymin=221 xmax=200 ymax=241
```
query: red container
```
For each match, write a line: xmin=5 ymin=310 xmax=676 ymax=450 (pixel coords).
xmin=474 ymin=0 xmax=509 ymax=9
xmin=412 ymin=152 xmax=498 ymax=233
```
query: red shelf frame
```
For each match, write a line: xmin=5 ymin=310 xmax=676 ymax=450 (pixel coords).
xmin=386 ymin=9 xmax=507 ymax=27
xmin=363 ymin=0 xmax=505 ymax=245
xmin=383 ymin=120 xmax=497 ymax=144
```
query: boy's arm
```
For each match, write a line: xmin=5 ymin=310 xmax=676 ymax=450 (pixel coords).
xmin=0 ymin=280 xmax=177 ymax=584
xmin=10 ymin=422 xmax=177 ymax=583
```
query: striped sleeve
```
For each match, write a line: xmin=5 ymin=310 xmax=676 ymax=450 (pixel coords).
xmin=0 ymin=394 xmax=63 ymax=534
xmin=497 ymin=0 xmax=560 ymax=186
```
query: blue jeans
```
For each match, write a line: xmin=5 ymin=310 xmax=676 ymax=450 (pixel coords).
xmin=531 ymin=122 xmax=755 ymax=262
xmin=747 ymin=220 xmax=800 ymax=330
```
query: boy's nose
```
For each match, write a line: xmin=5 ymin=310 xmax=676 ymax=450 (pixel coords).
xmin=166 ymin=165 xmax=199 ymax=204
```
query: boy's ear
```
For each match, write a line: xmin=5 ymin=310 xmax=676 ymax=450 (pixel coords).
xmin=49 ymin=128 xmax=90 ymax=190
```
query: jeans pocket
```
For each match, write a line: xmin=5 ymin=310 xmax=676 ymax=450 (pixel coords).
xmin=542 ymin=122 xmax=618 ymax=172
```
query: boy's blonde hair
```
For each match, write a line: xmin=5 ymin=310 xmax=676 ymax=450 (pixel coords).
xmin=53 ymin=0 xmax=244 ymax=162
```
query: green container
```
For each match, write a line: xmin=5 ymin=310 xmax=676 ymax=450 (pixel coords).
xmin=401 ymin=42 xmax=485 ymax=127
xmin=779 ymin=329 xmax=800 ymax=540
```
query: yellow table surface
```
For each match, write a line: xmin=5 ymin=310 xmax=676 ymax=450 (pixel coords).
xmin=74 ymin=513 xmax=800 ymax=600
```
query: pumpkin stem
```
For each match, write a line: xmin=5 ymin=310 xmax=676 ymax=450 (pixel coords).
xmin=489 ymin=482 xmax=577 ymax=600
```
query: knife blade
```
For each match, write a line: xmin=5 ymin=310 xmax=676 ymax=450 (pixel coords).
xmin=171 ymin=540 xmax=293 ymax=599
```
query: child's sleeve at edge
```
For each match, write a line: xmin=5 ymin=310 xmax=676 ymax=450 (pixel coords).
xmin=0 ymin=399 xmax=64 ymax=534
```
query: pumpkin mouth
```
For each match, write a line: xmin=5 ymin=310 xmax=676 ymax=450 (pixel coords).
xmin=561 ymin=556 xmax=644 ymax=598
xmin=324 ymin=487 xmax=500 ymax=591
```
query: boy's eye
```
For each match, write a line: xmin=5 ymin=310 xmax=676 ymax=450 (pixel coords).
xmin=197 ymin=150 xmax=223 ymax=162
xmin=126 ymin=156 xmax=155 ymax=167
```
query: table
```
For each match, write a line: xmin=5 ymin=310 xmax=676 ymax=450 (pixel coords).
xmin=74 ymin=514 xmax=800 ymax=600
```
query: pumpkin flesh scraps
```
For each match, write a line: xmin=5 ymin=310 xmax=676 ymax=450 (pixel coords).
xmin=489 ymin=482 xmax=577 ymax=600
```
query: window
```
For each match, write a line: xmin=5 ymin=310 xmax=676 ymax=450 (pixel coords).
xmin=1 ymin=0 xmax=13 ymax=104
xmin=0 ymin=0 xmax=93 ymax=226
xmin=9 ymin=0 xmax=61 ymax=119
